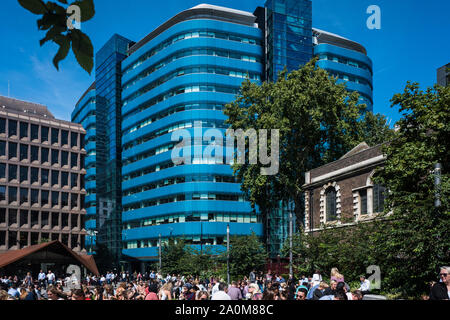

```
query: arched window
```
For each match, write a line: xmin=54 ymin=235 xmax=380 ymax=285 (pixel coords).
xmin=326 ymin=187 xmax=337 ymax=221
xmin=373 ymin=184 xmax=386 ymax=213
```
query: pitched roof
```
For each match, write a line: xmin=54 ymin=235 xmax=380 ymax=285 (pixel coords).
xmin=0 ymin=96 xmax=55 ymax=119
xmin=0 ymin=241 xmax=99 ymax=275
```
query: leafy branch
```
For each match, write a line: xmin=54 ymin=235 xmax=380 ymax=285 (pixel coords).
xmin=18 ymin=0 xmax=95 ymax=74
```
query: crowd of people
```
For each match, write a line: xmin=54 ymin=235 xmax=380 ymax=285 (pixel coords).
xmin=0 ymin=266 xmax=449 ymax=301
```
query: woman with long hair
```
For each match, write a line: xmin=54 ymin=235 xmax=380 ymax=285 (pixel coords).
xmin=159 ymin=282 xmax=173 ymax=300
xmin=330 ymin=268 xmax=345 ymax=283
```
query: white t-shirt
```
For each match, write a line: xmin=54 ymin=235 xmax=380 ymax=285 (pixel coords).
xmin=211 ymin=291 xmax=231 ymax=301
xmin=212 ymin=283 xmax=220 ymax=295
xmin=47 ymin=273 xmax=55 ymax=281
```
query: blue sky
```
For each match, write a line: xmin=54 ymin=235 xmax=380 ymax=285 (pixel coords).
xmin=0 ymin=0 xmax=449 ymax=123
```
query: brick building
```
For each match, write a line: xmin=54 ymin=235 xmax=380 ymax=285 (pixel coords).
xmin=303 ymin=142 xmax=388 ymax=233
xmin=0 ymin=96 xmax=87 ymax=253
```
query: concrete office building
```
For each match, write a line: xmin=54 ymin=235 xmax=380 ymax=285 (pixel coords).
xmin=0 ymin=96 xmax=87 ymax=254
xmin=437 ymin=63 xmax=450 ymax=86
xmin=74 ymin=1 xmax=374 ymax=264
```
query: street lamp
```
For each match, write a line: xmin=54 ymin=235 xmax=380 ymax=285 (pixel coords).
xmin=289 ymin=207 xmax=293 ymax=279
xmin=158 ymin=234 xmax=162 ymax=274
xmin=227 ymin=224 xmax=230 ymax=285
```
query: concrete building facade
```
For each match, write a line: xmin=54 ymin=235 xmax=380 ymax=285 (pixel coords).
xmin=0 ymin=96 xmax=87 ymax=254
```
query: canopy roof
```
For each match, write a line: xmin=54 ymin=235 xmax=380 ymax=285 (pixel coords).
xmin=0 ymin=241 xmax=99 ymax=276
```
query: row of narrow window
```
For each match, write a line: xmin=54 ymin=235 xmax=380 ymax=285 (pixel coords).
xmin=0 ymin=118 xmax=83 ymax=148
xmin=124 ymin=29 xmax=261 ymax=75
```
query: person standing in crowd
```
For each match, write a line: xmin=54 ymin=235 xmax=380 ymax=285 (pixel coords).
xmin=227 ymin=281 xmax=243 ymax=300
xmin=46 ymin=270 xmax=55 ymax=286
xmin=330 ymin=268 xmax=345 ymax=283
xmin=359 ymin=275 xmax=371 ymax=295
xmin=312 ymin=270 xmax=322 ymax=287
xmin=430 ymin=266 xmax=450 ymax=300
xmin=211 ymin=283 xmax=231 ymax=300
xmin=37 ymin=270 xmax=46 ymax=289
xmin=248 ymin=283 xmax=263 ymax=300
xmin=249 ymin=270 xmax=256 ymax=283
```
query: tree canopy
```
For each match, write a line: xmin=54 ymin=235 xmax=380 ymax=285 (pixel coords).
xmin=18 ymin=0 xmax=95 ymax=74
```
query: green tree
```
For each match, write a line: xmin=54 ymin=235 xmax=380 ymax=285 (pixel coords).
xmin=371 ymin=82 xmax=450 ymax=298
xmin=223 ymin=233 xmax=267 ymax=280
xmin=18 ymin=0 xmax=95 ymax=74
xmin=358 ymin=112 xmax=396 ymax=147
xmin=224 ymin=58 xmax=393 ymax=232
xmin=161 ymin=238 xmax=192 ymax=275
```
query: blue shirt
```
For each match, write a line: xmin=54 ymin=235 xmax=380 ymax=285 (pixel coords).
xmin=319 ymin=295 xmax=335 ymax=300
xmin=8 ymin=288 xmax=19 ymax=298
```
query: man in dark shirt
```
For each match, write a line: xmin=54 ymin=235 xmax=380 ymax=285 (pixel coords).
xmin=430 ymin=267 xmax=450 ymax=300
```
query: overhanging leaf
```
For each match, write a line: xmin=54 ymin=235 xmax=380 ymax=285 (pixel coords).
xmin=70 ymin=29 xmax=94 ymax=74
xmin=18 ymin=0 xmax=48 ymax=15
xmin=71 ymin=0 xmax=95 ymax=22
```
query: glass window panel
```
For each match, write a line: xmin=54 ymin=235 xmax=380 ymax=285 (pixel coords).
xmin=0 ymin=141 xmax=5 ymax=156
xmin=0 ymin=208 xmax=5 ymax=224
xmin=31 ymin=232 xmax=39 ymax=245
xmin=326 ymin=188 xmax=337 ymax=221
xmin=8 ymin=142 xmax=17 ymax=159
xmin=51 ymin=233 xmax=59 ymax=241
xmin=19 ymin=232 xmax=28 ymax=248
xmin=20 ymin=210 xmax=28 ymax=226
xmin=0 ymin=163 xmax=5 ymax=179
xmin=8 ymin=120 xmax=17 ymax=137
xmin=61 ymin=130 xmax=69 ymax=146
xmin=360 ymin=189 xmax=368 ymax=215
xmin=8 ymin=231 xmax=17 ymax=248
xmin=52 ymin=191 xmax=59 ymax=207
xmin=51 ymin=128 xmax=59 ymax=145
xmin=41 ymin=169 xmax=49 ymax=184
xmin=9 ymin=187 xmax=17 ymax=203
xmin=20 ymin=144 xmax=28 ymax=161
xmin=71 ymin=193 xmax=78 ymax=208
xmin=71 ymin=132 xmax=78 ymax=148
xmin=71 ymin=173 xmax=78 ymax=188
xmin=41 ymin=126 xmax=49 ymax=143
xmin=70 ymin=214 xmax=79 ymax=229
xmin=41 ymin=212 xmax=49 ymax=227
xmin=20 ymin=122 xmax=28 ymax=139
xmin=41 ymin=190 xmax=49 ymax=206
xmin=61 ymin=193 xmax=68 ymax=207
xmin=8 ymin=164 xmax=17 ymax=181
xmin=51 ymin=212 xmax=59 ymax=228
xmin=41 ymin=148 xmax=49 ymax=163
xmin=61 ymin=172 xmax=68 ymax=187
xmin=61 ymin=213 xmax=69 ymax=228
xmin=30 ymin=167 xmax=38 ymax=184
xmin=0 ymin=118 xmax=5 ymax=134
xmin=51 ymin=171 xmax=59 ymax=186
xmin=51 ymin=149 xmax=59 ymax=165
xmin=31 ymin=146 xmax=39 ymax=162
xmin=20 ymin=188 xmax=28 ymax=205
xmin=31 ymin=189 xmax=39 ymax=205
xmin=61 ymin=151 xmax=68 ymax=166
xmin=71 ymin=153 xmax=78 ymax=168
xmin=20 ymin=166 xmax=28 ymax=183
xmin=31 ymin=124 xmax=39 ymax=140
xmin=9 ymin=209 xmax=17 ymax=225
xmin=0 ymin=186 xmax=5 ymax=201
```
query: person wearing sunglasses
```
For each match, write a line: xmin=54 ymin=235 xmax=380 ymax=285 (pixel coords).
xmin=429 ymin=266 xmax=450 ymax=300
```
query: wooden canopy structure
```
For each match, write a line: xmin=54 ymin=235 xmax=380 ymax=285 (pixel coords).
xmin=0 ymin=241 xmax=99 ymax=276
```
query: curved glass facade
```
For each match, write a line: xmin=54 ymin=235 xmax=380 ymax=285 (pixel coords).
xmin=73 ymin=2 xmax=375 ymax=264
xmin=121 ymin=18 xmax=264 ymax=259
xmin=313 ymin=35 xmax=374 ymax=111
xmin=72 ymin=85 xmax=97 ymax=252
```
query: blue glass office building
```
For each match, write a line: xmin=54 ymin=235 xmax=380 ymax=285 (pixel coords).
xmin=74 ymin=1 xmax=373 ymax=264
xmin=72 ymin=83 xmax=97 ymax=252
